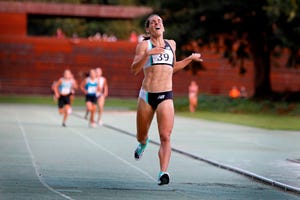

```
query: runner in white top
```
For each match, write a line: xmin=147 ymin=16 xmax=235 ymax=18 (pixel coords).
xmin=96 ymin=68 xmax=108 ymax=125
xmin=53 ymin=69 xmax=78 ymax=127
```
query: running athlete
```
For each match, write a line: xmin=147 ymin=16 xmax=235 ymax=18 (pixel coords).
xmin=69 ymin=73 xmax=78 ymax=108
xmin=188 ymin=81 xmax=199 ymax=113
xmin=131 ymin=14 xmax=203 ymax=185
xmin=80 ymin=69 xmax=100 ymax=128
xmin=95 ymin=68 xmax=108 ymax=125
xmin=54 ymin=69 xmax=78 ymax=127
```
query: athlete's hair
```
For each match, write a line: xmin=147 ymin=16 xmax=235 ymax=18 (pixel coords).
xmin=143 ymin=14 xmax=161 ymax=40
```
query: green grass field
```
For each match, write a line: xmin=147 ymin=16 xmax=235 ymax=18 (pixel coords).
xmin=179 ymin=111 xmax=300 ymax=130
xmin=1 ymin=95 xmax=299 ymax=130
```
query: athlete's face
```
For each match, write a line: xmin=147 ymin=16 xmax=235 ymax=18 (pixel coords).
xmin=147 ymin=15 xmax=165 ymax=37
xmin=90 ymin=70 xmax=96 ymax=79
xmin=96 ymin=68 xmax=102 ymax=77
xmin=64 ymin=70 xmax=72 ymax=79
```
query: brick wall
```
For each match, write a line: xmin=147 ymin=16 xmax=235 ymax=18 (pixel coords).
xmin=0 ymin=13 xmax=26 ymax=36
xmin=1 ymin=36 xmax=300 ymax=98
xmin=0 ymin=36 xmax=143 ymax=97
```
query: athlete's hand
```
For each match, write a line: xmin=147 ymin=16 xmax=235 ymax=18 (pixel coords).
xmin=55 ymin=92 xmax=60 ymax=99
xmin=189 ymin=53 xmax=203 ymax=62
xmin=146 ymin=47 xmax=165 ymax=56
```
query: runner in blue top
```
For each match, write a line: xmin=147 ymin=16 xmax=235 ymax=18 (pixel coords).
xmin=80 ymin=69 xmax=100 ymax=128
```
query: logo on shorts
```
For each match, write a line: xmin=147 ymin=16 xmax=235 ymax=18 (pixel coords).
xmin=157 ymin=95 xmax=165 ymax=100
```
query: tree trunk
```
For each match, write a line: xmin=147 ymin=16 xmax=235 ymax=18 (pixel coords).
xmin=249 ymin=34 xmax=272 ymax=98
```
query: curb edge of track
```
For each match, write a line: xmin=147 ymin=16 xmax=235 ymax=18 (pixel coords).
xmin=72 ymin=112 xmax=300 ymax=196
xmin=103 ymin=123 xmax=300 ymax=196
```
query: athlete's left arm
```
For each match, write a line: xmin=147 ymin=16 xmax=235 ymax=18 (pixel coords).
xmin=171 ymin=40 xmax=203 ymax=73
xmin=104 ymin=78 xmax=108 ymax=97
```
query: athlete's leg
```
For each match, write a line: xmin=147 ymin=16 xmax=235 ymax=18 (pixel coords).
xmin=63 ymin=104 xmax=70 ymax=124
xmin=86 ymin=101 xmax=93 ymax=123
xmin=58 ymin=96 xmax=64 ymax=115
xmin=90 ymin=103 xmax=97 ymax=124
xmin=84 ymin=109 xmax=89 ymax=119
xmin=134 ymin=98 xmax=155 ymax=160
xmin=156 ymin=99 xmax=174 ymax=173
xmin=97 ymin=96 xmax=105 ymax=124
xmin=136 ymin=98 xmax=155 ymax=144
xmin=58 ymin=108 xmax=64 ymax=115
xmin=189 ymin=97 xmax=197 ymax=112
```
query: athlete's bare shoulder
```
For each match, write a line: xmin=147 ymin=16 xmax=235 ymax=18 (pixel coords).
xmin=135 ymin=39 xmax=149 ymax=55
xmin=58 ymin=77 xmax=63 ymax=83
xmin=137 ymin=39 xmax=149 ymax=48
xmin=165 ymin=39 xmax=176 ymax=51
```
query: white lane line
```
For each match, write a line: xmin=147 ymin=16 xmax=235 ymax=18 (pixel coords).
xmin=69 ymin=128 xmax=198 ymax=199
xmin=69 ymin=127 xmax=156 ymax=182
xmin=69 ymin=127 xmax=198 ymax=199
xmin=16 ymin=117 xmax=75 ymax=200
xmin=56 ymin=189 xmax=82 ymax=193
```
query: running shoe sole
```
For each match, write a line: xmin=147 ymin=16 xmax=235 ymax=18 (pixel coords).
xmin=158 ymin=173 xmax=170 ymax=185
xmin=134 ymin=148 xmax=143 ymax=160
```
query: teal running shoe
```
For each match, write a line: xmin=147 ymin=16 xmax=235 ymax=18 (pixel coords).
xmin=134 ymin=138 xmax=149 ymax=160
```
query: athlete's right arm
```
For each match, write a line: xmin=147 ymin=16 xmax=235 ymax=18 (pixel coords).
xmin=54 ymin=79 xmax=61 ymax=98
xmin=131 ymin=41 xmax=149 ymax=75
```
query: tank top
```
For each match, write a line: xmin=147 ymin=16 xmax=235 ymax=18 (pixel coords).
xmin=85 ymin=78 xmax=98 ymax=95
xmin=98 ymin=77 xmax=105 ymax=90
xmin=97 ymin=77 xmax=105 ymax=96
xmin=144 ymin=40 xmax=174 ymax=68
xmin=59 ymin=78 xmax=72 ymax=95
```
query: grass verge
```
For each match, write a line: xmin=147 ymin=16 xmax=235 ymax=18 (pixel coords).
xmin=179 ymin=111 xmax=300 ymax=131
xmin=0 ymin=95 xmax=137 ymax=109
xmin=0 ymin=94 xmax=299 ymax=130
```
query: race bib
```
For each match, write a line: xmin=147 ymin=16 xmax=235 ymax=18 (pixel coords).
xmin=151 ymin=48 xmax=174 ymax=65
xmin=88 ymin=86 xmax=97 ymax=94
xmin=61 ymin=87 xmax=71 ymax=95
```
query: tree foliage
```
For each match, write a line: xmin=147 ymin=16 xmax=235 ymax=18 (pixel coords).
xmin=26 ymin=0 xmax=145 ymax=39
xmin=158 ymin=0 xmax=300 ymax=98
xmin=22 ymin=0 xmax=300 ymax=98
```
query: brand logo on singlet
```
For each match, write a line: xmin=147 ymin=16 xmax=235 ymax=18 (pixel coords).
xmin=157 ymin=95 xmax=165 ymax=100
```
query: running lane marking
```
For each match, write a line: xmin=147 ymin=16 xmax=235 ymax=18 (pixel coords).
xmin=44 ymin=111 xmax=195 ymax=199
xmin=69 ymin=127 xmax=197 ymax=199
xmin=16 ymin=117 xmax=75 ymax=200
xmin=69 ymin=127 xmax=156 ymax=182
xmin=69 ymin=113 xmax=203 ymax=199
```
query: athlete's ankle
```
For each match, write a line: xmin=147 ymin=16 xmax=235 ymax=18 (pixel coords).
xmin=140 ymin=137 xmax=149 ymax=145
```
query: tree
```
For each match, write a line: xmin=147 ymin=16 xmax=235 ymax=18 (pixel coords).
xmin=27 ymin=0 xmax=145 ymax=39
xmin=158 ymin=0 xmax=300 ymax=99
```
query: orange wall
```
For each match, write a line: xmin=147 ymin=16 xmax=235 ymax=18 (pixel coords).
xmin=0 ymin=13 xmax=26 ymax=36
xmin=0 ymin=36 xmax=143 ymax=97
xmin=0 ymin=35 xmax=257 ymax=97
xmin=1 ymin=36 xmax=300 ymax=97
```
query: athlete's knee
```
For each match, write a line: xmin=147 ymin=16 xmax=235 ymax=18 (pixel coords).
xmin=159 ymin=132 xmax=171 ymax=144
xmin=58 ymin=108 xmax=64 ymax=114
